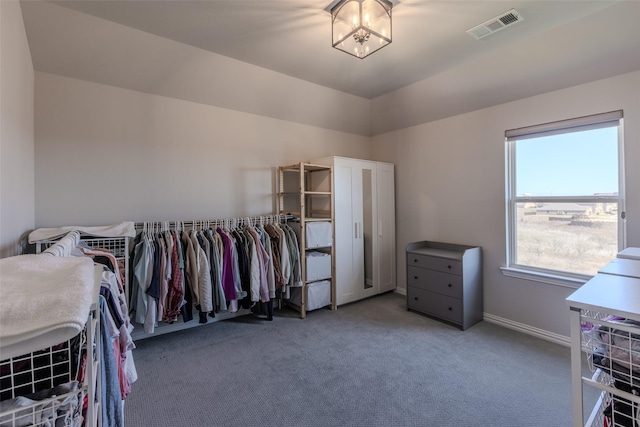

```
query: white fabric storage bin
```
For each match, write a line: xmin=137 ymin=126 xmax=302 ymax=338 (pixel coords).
xmin=307 ymin=222 xmax=332 ymax=248
xmin=306 ymin=222 xmax=332 ymax=248
xmin=292 ymin=221 xmax=332 ymax=248
xmin=306 ymin=251 xmax=331 ymax=281
xmin=289 ymin=280 xmax=331 ymax=311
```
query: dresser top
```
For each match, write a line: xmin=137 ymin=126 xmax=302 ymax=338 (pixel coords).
xmin=406 ymin=240 xmax=479 ymax=260
xmin=408 ymin=247 xmax=464 ymax=260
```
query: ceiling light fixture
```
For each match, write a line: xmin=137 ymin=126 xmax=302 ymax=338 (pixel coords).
xmin=331 ymin=0 xmax=392 ymax=59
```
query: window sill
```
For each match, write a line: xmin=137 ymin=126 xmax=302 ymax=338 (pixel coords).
xmin=500 ymin=267 xmax=589 ymax=289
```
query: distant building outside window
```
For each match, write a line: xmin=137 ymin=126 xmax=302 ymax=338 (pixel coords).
xmin=505 ymin=111 xmax=625 ymax=282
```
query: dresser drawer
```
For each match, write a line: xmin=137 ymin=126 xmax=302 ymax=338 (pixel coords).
xmin=407 ymin=266 xmax=462 ymax=298
xmin=407 ymin=253 xmax=462 ymax=275
xmin=407 ymin=287 xmax=463 ymax=324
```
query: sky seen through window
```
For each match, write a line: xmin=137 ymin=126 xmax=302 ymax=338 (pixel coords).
xmin=515 ymin=126 xmax=618 ymax=197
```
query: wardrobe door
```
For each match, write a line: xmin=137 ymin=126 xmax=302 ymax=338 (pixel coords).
xmin=333 ymin=160 xmax=359 ymax=305
xmin=331 ymin=158 xmax=378 ymax=305
xmin=359 ymin=160 xmax=378 ymax=301
xmin=376 ymin=162 xmax=396 ymax=293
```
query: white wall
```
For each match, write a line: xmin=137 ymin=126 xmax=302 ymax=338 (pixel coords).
xmin=7 ymin=0 xmax=640 ymax=341
xmin=0 ymin=1 xmax=35 ymax=257
xmin=34 ymin=73 xmax=372 ymax=227
xmin=372 ymin=70 xmax=640 ymax=339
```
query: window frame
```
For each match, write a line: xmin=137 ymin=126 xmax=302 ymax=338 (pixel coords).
xmin=503 ymin=110 xmax=626 ymax=287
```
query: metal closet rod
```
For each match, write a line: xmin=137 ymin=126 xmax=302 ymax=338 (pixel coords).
xmin=134 ymin=214 xmax=296 ymax=231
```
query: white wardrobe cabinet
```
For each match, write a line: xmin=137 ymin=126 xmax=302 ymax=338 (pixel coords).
xmin=314 ymin=156 xmax=396 ymax=306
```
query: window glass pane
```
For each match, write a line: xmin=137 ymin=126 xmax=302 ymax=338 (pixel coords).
xmin=515 ymin=126 xmax=618 ymax=197
xmin=515 ymin=202 xmax=618 ymax=276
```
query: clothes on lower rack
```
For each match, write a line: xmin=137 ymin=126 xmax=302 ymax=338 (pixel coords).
xmin=129 ymin=221 xmax=302 ymax=333
xmin=76 ymin=244 xmax=137 ymax=405
xmin=97 ymin=268 xmax=137 ymax=397
xmin=0 ymin=381 xmax=81 ymax=427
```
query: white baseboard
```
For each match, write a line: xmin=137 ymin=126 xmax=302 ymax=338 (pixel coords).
xmin=483 ymin=313 xmax=571 ymax=347
xmin=392 ymin=289 xmax=569 ymax=346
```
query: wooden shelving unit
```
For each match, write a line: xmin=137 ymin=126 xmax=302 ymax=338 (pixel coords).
xmin=278 ymin=162 xmax=336 ymax=318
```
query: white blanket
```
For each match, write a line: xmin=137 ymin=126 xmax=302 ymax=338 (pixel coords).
xmin=0 ymin=255 xmax=100 ymax=360
xmin=28 ymin=221 xmax=136 ymax=243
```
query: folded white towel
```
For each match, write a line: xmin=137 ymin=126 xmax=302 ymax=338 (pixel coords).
xmin=28 ymin=222 xmax=135 ymax=243
xmin=0 ymin=255 xmax=99 ymax=360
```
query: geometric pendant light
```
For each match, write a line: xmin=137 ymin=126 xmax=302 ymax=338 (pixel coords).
xmin=331 ymin=0 xmax=392 ymax=59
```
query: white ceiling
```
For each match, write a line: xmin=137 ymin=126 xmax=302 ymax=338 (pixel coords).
xmin=21 ymin=0 xmax=640 ymax=100
xmin=18 ymin=0 xmax=640 ymax=135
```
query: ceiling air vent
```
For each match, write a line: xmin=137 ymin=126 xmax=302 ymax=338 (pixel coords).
xmin=466 ymin=9 xmax=523 ymax=40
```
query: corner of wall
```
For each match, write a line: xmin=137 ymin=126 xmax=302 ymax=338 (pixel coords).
xmin=0 ymin=0 xmax=36 ymax=257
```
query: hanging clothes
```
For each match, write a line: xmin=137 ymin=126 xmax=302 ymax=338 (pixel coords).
xmin=129 ymin=216 xmax=295 ymax=333
xmin=77 ymin=243 xmax=137 ymax=414
xmin=192 ymin=229 xmax=213 ymax=321
xmin=164 ymin=231 xmax=184 ymax=323
xmin=181 ymin=230 xmax=200 ymax=309
xmin=217 ymin=227 xmax=239 ymax=313
xmin=261 ymin=226 xmax=276 ymax=299
xmin=246 ymin=225 xmax=270 ymax=303
xmin=282 ymin=223 xmax=303 ymax=289
xmin=264 ymin=223 xmax=284 ymax=289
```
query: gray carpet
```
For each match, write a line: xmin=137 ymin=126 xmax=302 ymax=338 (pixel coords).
xmin=124 ymin=292 xmax=595 ymax=426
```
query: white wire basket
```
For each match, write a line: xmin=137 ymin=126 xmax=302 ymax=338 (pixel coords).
xmin=0 ymin=332 xmax=86 ymax=427
xmin=580 ymin=310 xmax=640 ymax=427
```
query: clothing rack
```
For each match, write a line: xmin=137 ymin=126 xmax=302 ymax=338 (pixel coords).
xmin=130 ymin=213 xmax=298 ymax=341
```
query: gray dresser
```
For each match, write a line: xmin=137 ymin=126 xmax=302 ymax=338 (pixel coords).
xmin=406 ymin=241 xmax=482 ymax=330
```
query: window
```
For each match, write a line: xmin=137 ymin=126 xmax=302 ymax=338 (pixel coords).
xmin=505 ymin=111 xmax=625 ymax=284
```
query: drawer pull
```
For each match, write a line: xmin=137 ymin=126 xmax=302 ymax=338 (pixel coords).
xmin=448 ymin=307 xmax=452 ymax=311
xmin=447 ymin=283 xmax=452 ymax=288
xmin=414 ymin=276 xmax=418 ymax=280
xmin=414 ymin=259 xmax=418 ymax=263
xmin=414 ymin=297 xmax=419 ymax=301
xmin=447 ymin=265 xmax=452 ymax=269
